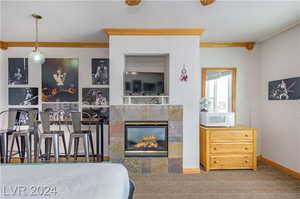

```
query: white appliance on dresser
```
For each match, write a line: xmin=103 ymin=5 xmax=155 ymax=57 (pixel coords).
xmin=200 ymin=112 xmax=235 ymax=127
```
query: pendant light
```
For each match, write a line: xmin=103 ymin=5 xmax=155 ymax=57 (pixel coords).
xmin=28 ymin=14 xmax=45 ymax=64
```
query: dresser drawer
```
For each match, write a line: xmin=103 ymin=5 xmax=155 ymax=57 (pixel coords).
xmin=210 ymin=143 xmax=253 ymax=154
xmin=210 ymin=155 xmax=253 ymax=170
xmin=209 ymin=130 xmax=253 ymax=142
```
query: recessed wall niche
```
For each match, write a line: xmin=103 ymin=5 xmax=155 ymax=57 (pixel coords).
xmin=124 ymin=55 xmax=169 ymax=104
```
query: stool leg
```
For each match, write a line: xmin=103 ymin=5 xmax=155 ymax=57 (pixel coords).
xmin=8 ymin=134 xmax=16 ymax=163
xmin=38 ymin=136 xmax=43 ymax=161
xmin=83 ymin=135 xmax=89 ymax=162
xmin=24 ymin=134 xmax=31 ymax=163
xmin=68 ymin=134 xmax=74 ymax=160
xmin=74 ymin=137 xmax=79 ymax=160
xmin=53 ymin=135 xmax=59 ymax=163
xmin=61 ymin=135 xmax=67 ymax=159
xmin=88 ymin=133 xmax=95 ymax=162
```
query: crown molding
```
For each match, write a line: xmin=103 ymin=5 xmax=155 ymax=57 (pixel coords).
xmin=0 ymin=41 xmax=8 ymax=50
xmin=4 ymin=42 xmax=109 ymax=49
xmin=1 ymin=41 xmax=255 ymax=51
xmin=200 ymin=42 xmax=255 ymax=50
xmin=103 ymin=28 xmax=205 ymax=36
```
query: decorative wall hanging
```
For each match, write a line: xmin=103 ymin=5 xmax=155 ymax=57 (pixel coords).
xmin=42 ymin=58 xmax=79 ymax=102
xmin=8 ymin=58 xmax=28 ymax=85
xmin=9 ymin=88 xmax=38 ymax=105
xmin=42 ymin=103 xmax=79 ymax=120
xmin=82 ymin=107 xmax=110 ymax=124
xmin=91 ymin=58 xmax=109 ymax=85
xmin=82 ymin=88 xmax=109 ymax=106
xmin=268 ymin=77 xmax=300 ymax=100
xmin=179 ymin=65 xmax=188 ymax=82
xmin=9 ymin=108 xmax=39 ymax=125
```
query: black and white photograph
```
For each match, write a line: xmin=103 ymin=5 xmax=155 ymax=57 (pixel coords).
xmin=8 ymin=58 xmax=28 ymax=85
xmin=82 ymin=88 xmax=109 ymax=106
xmin=9 ymin=108 xmax=39 ymax=125
xmin=82 ymin=107 xmax=109 ymax=124
xmin=42 ymin=103 xmax=79 ymax=121
xmin=42 ymin=58 xmax=79 ymax=102
xmin=269 ymin=77 xmax=300 ymax=100
xmin=9 ymin=87 xmax=39 ymax=105
xmin=92 ymin=58 xmax=109 ymax=85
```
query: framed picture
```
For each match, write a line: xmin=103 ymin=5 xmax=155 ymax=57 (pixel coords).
xmin=42 ymin=103 xmax=79 ymax=120
xmin=9 ymin=88 xmax=38 ymax=105
xmin=132 ymin=80 xmax=142 ymax=93
xmin=82 ymin=107 xmax=109 ymax=124
xmin=143 ymin=82 xmax=156 ymax=93
xmin=9 ymin=108 xmax=39 ymax=125
xmin=8 ymin=58 xmax=28 ymax=85
xmin=82 ymin=88 xmax=109 ymax=106
xmin=269 ymin=77 xmax=300 ymax=100
xmin=125 ymin=82 xmax=131 ymax=92
xmin=42 ymin=58 xmax=79 ymax=102
xmin=92 ymin=58 xmax=109 ymax=85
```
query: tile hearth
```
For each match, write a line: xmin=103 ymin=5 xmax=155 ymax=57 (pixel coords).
xmin=109 ymin=105 xmax=183 ymax=174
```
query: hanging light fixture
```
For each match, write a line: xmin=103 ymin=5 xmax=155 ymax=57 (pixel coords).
xmin=200 ymin=0 xmax=216 ymax=6
xmin=28 ymin=14 xmax=45 ymax=64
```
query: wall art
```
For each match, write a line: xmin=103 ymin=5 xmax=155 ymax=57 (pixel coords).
xmin=82 ymin=107 xmax=109 ymax=124
xmin=269 ymin=77 xmax=300 ymax=100
xmin=91 ymin=58 xmax=109 ymax=85
xmin=42 ymin=103 xmax=79 ymax=121
xmin=42 ymin=58 xmax=79 ymax=102
xmin=9 ymin=87 xmax=38 ymax=105
xmin=8 ymin=58 xmax=28 ymax=85
xmin=82 ymin=88 xmax=109 ymax=106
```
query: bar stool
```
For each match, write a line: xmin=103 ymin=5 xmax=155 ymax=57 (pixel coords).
xmin=0 ymin=110 xmax=20 ymax=163
xmin=38 ymin=112 xmax=67 ymax=163
xmin=9 ymin=110 xmax=38 ymax=163
xmin=68 ymin=112 xmax=95 ymax=162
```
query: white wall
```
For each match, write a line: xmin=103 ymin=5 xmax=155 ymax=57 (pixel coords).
xmin=109 ymin=36 xmax=201 ymax=169
xmin=201 ymin=47 xmax=262 ymax=155
xmin=259 ymin=25 xmax=300 ymax=172
xmin=3 ymin=47 xmax=110 ymax=155
xmin=0 ymin=1 xmax=5 ymax=112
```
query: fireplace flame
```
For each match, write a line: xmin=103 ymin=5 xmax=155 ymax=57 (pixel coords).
xmin=134 ymin=135 xmax=159 ymax=148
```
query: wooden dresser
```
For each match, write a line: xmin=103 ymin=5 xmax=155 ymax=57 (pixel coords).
xmin=200 ymin=126 xmax=257 ymax=171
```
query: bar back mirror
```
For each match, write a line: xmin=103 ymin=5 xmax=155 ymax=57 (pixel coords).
xmin=201 ymin=68 xmax=237 ymax=113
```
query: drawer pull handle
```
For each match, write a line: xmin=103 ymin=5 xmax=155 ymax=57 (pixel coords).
xmin=213 ymin=147 xmax=217 ymax=150
xmin=245 ymin=147 xmax=248 ymax=150
xmin=214 ymin=161 xmax=218 ymax=164
xmin=245 ymin=134 xmax=249 ymax=137
xmin=245 ymin=160 xmax=249 ymax=163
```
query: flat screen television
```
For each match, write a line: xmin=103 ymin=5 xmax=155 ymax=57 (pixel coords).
xmin=124 ymin=72 xmax=164 ymax=95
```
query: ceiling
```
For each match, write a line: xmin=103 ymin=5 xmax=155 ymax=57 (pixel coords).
xmin=1 ymin=0 xmax=300 ymax=42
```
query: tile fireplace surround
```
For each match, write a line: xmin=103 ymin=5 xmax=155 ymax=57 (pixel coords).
xmin=109 ymin=105 xmax=183 ymax=174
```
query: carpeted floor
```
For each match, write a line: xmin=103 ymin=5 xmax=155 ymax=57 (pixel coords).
xmin=130 ymin=162 xmax=300 ymax=199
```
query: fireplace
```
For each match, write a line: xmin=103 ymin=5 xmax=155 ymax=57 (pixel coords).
xmin=125 ymin=121 xmax=168 ymax=157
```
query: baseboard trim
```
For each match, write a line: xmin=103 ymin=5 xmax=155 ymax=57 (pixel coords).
xmin=260 ymin=156 xmax=300 ymax=180
xmin=183 ymin=168 xmax=201 ymax=174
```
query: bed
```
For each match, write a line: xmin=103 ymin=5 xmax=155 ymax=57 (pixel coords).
xmin=0 ymin=163 xmax=134 ymax=199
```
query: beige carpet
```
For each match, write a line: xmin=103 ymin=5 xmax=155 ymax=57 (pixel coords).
xmin=130 ymin=162 xmax=300 ymax=199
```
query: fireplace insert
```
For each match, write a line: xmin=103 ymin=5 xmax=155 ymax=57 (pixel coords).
xmin=125 ymin=121 xmax=168 ymax=157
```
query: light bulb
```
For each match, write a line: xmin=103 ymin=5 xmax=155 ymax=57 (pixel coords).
xmin=29 ymin=50 xmax=45 ymax=64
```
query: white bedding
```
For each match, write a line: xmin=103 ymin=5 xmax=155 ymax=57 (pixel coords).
xmin=0 ymin=163 xmax=130 ymax=199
